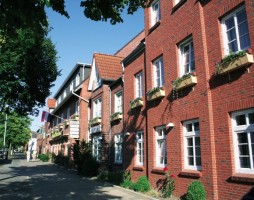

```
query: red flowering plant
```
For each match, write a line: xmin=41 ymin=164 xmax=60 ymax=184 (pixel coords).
xmin=160 ymin=167 xmax=175 ymax=198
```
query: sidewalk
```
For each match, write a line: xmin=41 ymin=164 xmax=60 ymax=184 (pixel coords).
xmin=0 ymin=154 xmax=159 ymax=200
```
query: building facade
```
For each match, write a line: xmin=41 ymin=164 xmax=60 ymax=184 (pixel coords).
xmin=47 ymin=63 xmax=91 ymax=163
xmin=121 ymin=0 xmax=254 ymax=199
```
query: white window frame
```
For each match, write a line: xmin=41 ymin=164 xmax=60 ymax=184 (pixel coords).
xmin=93 ymin=136 xmax=102 ymax=162
xmin=183 ymin=119 xmax=201 ymax=171
xmin=63 ymin=89 xmax=66 ymax=98
xmin=135 ymin=72 xmax=143 ymax=98
xmin=136 ymin=131 xmax=144 ymax=166
xmin=221 ymin=5 xmax=250 ymax=55
xmin=232 ymin=108 xmax=254 ymax=174
xmin=153 ymin=56 xmax=164 ymax=88
xmin=114 ymin=91 xmax=122 ymax=113
xmin=93 ymin=98 xmax=102 ymax=118
xmin=155 ymin=126 xmax=167 ymax=168
xmin=114 ymin=134 xmax=123 ymax=164
xmin=174 ymin=0 xmax=181 ymax=5
xmin=70 ymin=81 xmax=74 ymax=92
xmin=151 ymin=0 xmax=160 ymax=27
xmin=76 ymin=73 xmax=80 ymax=86
xmin=179 ymin=37 xmax=195 ymax=76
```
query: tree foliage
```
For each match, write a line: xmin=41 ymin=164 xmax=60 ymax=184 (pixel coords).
xmin=0 ymin=0 xmax=146 ymax=115
xmin=0 ymin=112 xmax=31 ymax=148
xmin=0 ymin=28 xmax=60 ymax=115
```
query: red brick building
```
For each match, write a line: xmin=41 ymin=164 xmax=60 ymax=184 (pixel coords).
xmin=46 ymin=63 xmax=91 ymax=161
xmin=88 ymin=53 xmax=123 ymax=169
xmin=121 ymin=0 xmax=254 ymax=199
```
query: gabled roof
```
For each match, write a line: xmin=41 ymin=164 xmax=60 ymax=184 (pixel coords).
xmin=94 ymin=53 xmax=123 ymax=80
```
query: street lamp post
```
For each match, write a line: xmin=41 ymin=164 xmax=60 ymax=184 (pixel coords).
xmin=3 ymin=113 xmax=7 ymax=147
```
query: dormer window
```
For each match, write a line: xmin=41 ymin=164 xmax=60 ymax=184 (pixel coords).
xmin=70 ymin=81 xmax=73 ymax=92
xmin=76 ymin=73 xmax=80 ymax=86
xmin=63 ymin=89 xmax=66 ymax=98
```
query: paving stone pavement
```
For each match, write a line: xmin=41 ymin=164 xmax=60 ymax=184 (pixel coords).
xmin=0 ymin=154 xmax=158 ymax=200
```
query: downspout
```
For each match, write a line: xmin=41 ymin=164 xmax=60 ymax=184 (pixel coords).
xmin=143 ymin=42 xmax=149 ymax=180
xmin=121 ymin=62 xmax=125 ymax=171
xmin=108 ymin=86 xmax=112 ymax=171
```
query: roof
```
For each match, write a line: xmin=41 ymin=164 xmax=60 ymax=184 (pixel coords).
xmin=94 ymin=53 xmax=123 ymax=80
xmin=54 ymin=63 xmax=91 ymax=98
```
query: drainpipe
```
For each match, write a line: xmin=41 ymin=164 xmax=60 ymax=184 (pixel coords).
xmin=121 ymin=62 xmax=125 ymax=171
xmin=144 ymin=43 xmax=149 ymax=180
xmin=108 ymin=86 xmax=112 ymax=171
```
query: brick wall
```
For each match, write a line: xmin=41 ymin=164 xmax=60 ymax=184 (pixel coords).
xmin=142 ymin=0 xmax=254 ymax=199
xmin=123 ymin=49 xmax=147 ymax=182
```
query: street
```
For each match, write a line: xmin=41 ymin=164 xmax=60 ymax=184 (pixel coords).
xmin=0 ymin=154 xmax=156 ymax=200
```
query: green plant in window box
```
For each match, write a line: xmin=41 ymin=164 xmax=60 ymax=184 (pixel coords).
xmin=130 ymin=97 xmax=143 ymax=109
xmin=89 ymin=117 xmax=101 ymax=126
xmin=110 ymin=112 xmax=122 ymax=121
xmin=147 ymin=86 xmax=165 ymax=101
xmin=215 ymin=50 xmax=253 ymax=75
xmin=172 ymin=72 xmax=197 ymax=90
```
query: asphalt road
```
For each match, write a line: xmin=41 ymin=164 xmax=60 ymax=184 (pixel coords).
xmin=0 ymin=154 xmax=156 ymax=200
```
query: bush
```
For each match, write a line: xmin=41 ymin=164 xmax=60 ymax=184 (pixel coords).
xmin=186 ymin=181 xmax=206 ymax=200
xmin=121 ymin=180 xmax=134 ymax=189
xmin=160 ymin=167 xmax=175 ymax=198
xmin=133 ymin=176 xmax=150 ymax=192
xmin=107 ymin=171 xmax=124 ymax=185
xmin=38 ymin=154 xmax=49 ymax=162
xmin=72 ymin=140 xmax=98 ymax=177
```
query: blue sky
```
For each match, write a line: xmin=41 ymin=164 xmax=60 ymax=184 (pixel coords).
xmin=30 ymin=1 xmax=144 ymax=131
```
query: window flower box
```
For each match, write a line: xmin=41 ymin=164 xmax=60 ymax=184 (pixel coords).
xmin=71 ymin=114 xmax=79 ymax=120
xmin=110 ymin=112 xmax=123 ymax=122
xmin=173 ymin=73 xmax=197 ymax=90
xmin=58 ymin=123 xmax=64 ymax=129
xmin=52 ymin=131 xmax=61 ymax=139
xmin=130 ymin=97 xmax=143 ymax=109
xmin=216 ymin=52 xmax=254 ymax=75
xmin=89 ymin=117 xmax=101 ymax=127
xmin=64 ymin=120 xmax=70 ymax=126
xmin=147 ymin=87 xmax=165 ymax=101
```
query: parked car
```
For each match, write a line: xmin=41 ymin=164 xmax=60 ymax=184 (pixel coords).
xmin=0 ymin=147 xmax=8 ymax=159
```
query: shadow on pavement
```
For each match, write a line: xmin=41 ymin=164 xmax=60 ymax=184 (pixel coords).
xmin=0 ymin=159 xmax=12 ymax=165
xmin=0 ymin=161 xmax=124 ymax=200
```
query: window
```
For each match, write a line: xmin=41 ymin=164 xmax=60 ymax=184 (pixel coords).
xmin=115 ymin=92 xmax=122 ymax=113
xmin=93 ymin=98 xmax=102 ymax=118
xmin=66 ymin=107 xmax=70 ymax=119
xmin=93 ymin=136 xmax=102 ymax=162
xmin=151 ymin=0 xmax=160 ymax=27
xmin=76 ymin=73 xmax=80 ymax=86
xmin=183 ymin=120 xmax=201 ymax=170
xmin=75 ymin=101 xmax=79 ymax=115
xmin=135 ymin=72 xmax=143 ymax=98
xmin=153 ymin=57 xmax=164 ymax=87
xmin=63 ymin=89 xmax=66 ymax=98
xmin=156 ymin=126 xmax=167 ymax=167
xmin=222 ymin=6 xmax=250 ymax=55
xmin=179 ymin=38 xmax=195 ymax=76
xmin=61 ymin=113 xmax=64 ymax=122
xmin=232 ymin=109 xmax=254 ymax=174
xmin=70 ymin=81 xmax=73 ymax=92
xmin=174 ymin=0 xmax=181 ymax=5
xmin=115 ymin=134 xmax=123 ymax=163
xmin=136 ymin=131 xmax=144 ymax=166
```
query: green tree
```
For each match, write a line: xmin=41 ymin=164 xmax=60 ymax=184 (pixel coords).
xmin=0 ymin=112 xmax=31 ymax=148
xmin=0 ymin=28 xmax=60 ymax=115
